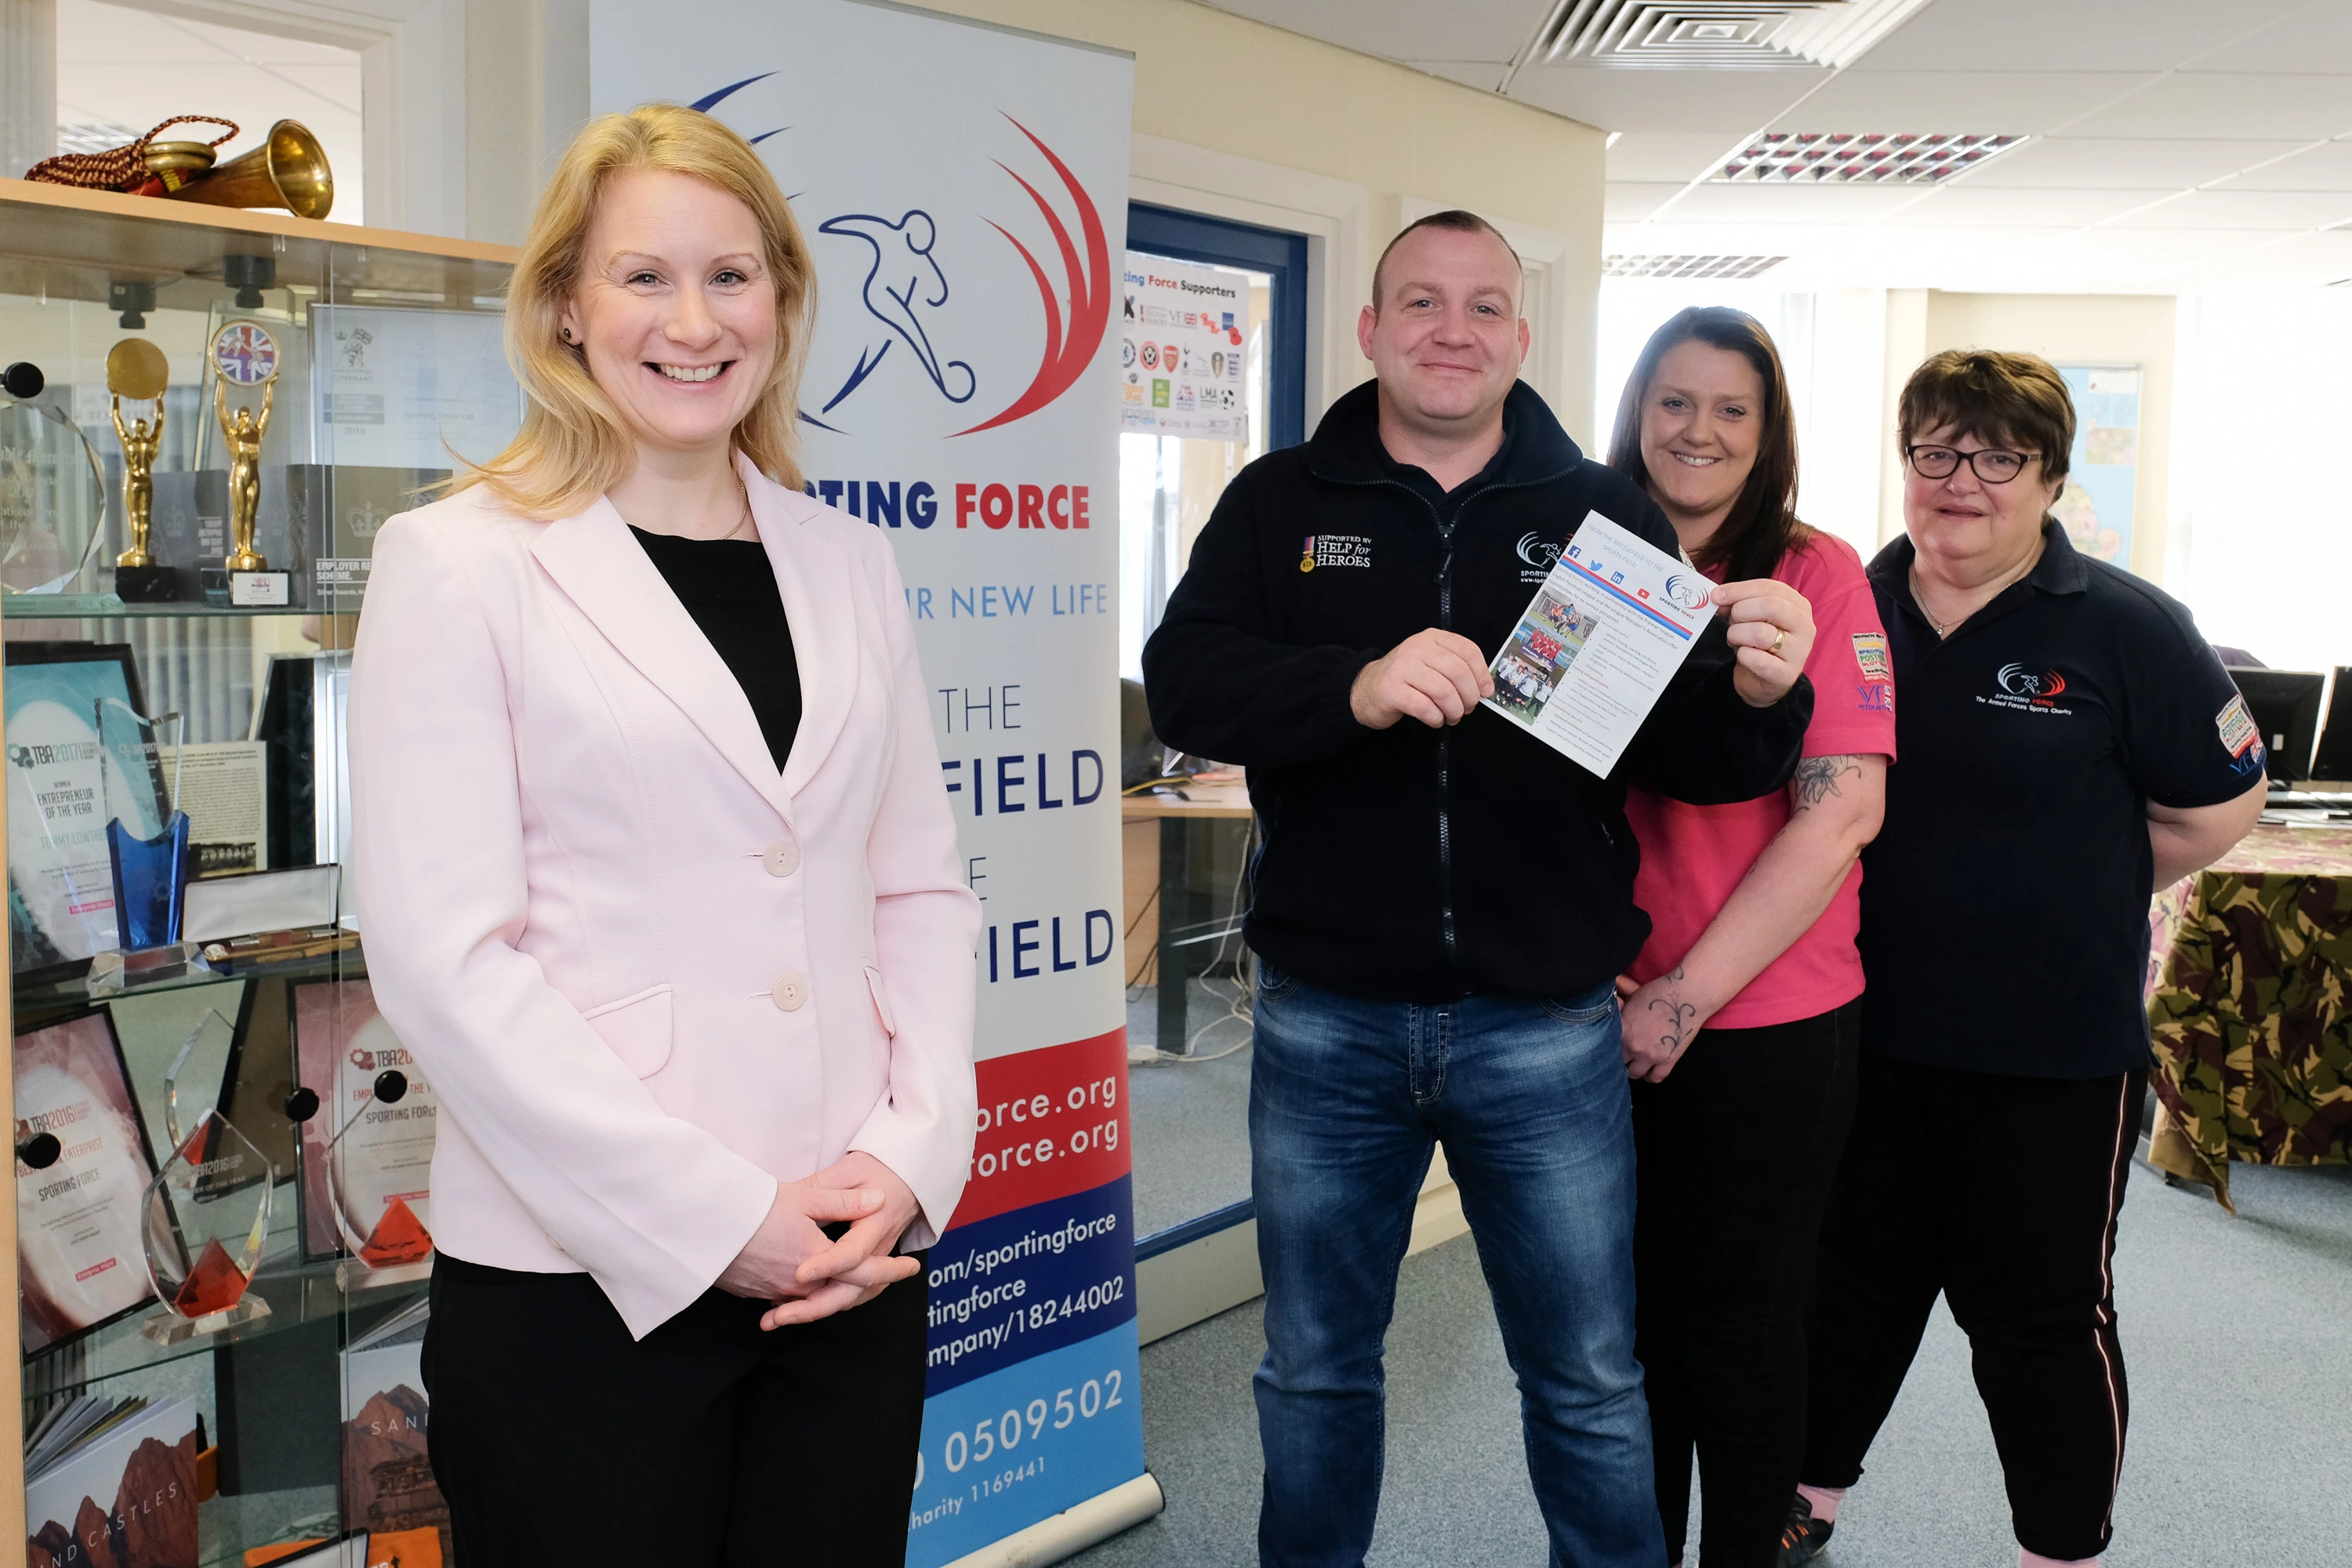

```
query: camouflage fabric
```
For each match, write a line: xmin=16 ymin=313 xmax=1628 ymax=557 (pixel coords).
xmin=2147 ymin=826 xmax=2352 ymax=1212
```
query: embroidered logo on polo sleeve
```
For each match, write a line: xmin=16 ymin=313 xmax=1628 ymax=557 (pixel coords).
xmin=1851 ymin=632 xmax=1891 ymax=683
xmin=2216 ymin=693 xmax=2261 ymax=758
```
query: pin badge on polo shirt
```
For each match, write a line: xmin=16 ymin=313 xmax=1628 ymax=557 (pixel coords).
xmin=2216 ymin=694 xmax=2267 ymax=773
xmin=1300 ymin=534 xmax=1371 ymax=572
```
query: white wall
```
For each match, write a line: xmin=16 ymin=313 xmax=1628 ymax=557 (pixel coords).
xmin=2169 ymin=291 xmax=2352 ymax=674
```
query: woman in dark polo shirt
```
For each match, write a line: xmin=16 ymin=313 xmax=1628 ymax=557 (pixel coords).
xmin=1780 ymin=351 xmax=2266 ymax=1568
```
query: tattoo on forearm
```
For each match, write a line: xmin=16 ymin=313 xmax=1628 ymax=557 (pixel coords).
xmin=1791 ymin=754 xmax=1866 ymax=811
xmin=1646 ymin=964 xmax=1697 ymax=1056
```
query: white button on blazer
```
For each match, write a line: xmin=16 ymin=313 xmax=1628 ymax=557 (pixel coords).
xmin=348 ymin=454 xmax=981 ymax=1338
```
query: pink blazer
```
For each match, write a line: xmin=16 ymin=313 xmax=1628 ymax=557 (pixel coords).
xmin=349 ymin=455 xmax=981 ymax=1338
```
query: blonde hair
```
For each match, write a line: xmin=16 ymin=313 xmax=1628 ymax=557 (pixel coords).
xmin=456 ymin=104 xmax=815 ymax=517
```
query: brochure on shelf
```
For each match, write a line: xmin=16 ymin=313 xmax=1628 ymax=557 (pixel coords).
xmin=341 ymin=1301 xmax=448 ymax=1555
xmin=24 ymin=1393 xmax=200 ymax=1568
xmin=13 ymin=1011 xmax=162 ymax=1352
xmin=1480 ymin=511 xmax=1719 ymax=779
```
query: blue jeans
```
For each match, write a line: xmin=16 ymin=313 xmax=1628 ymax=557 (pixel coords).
xmin=1250 ymin=967 xmax=1663 ymax=1568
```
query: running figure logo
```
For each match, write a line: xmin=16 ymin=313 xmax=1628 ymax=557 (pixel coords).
xmin=816 ymin=210 xmax=976 ymax=414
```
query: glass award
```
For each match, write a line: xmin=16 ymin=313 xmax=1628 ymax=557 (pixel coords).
xmin=106 ymin=811 xmax=192 ymax=950
xmin=323 ymin=1069 xmax=435 ymax=1289
xmin=139 ymin=1109 xmax=274 ymax=1343
xmin=0 ymin=390 xmax=110 ymax=596
xmin=89 ymin=703 xmax=207 ymax=993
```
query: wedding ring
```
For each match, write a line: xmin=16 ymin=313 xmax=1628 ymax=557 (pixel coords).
xmin=1769 ymin=630 xmax=1788 ymax=656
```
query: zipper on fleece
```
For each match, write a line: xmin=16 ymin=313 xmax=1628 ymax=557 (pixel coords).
xmin=1319 ymin=467 xmax=1563 ymax=975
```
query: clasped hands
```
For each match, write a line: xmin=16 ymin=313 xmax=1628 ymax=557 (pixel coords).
xmin=716 ymin=1149 xmax=923 ymax=1330
xmin=1348 ymin=579 xmax=1816 ymax=731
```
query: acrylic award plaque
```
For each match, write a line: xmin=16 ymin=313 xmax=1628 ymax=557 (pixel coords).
xmin=139 ymin=1109 xmax=274 ymax=1342
xmin=0 ymin=391 xmax=109 ymax=596
xmin=89 ymin=703 xmax=205 ymax=992
xmin=324 ymin=1068 xmax=434 ymax=1289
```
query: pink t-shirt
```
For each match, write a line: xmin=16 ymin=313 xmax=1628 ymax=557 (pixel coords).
xmin=1624 ymin=530 xmax=1897 ymax=1029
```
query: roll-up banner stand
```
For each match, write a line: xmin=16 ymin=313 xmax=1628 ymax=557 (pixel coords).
xmin=590 ymin=2 xmax=1149 ymax=1563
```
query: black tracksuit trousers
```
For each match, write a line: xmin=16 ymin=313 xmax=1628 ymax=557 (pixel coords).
xmin=1800 ymin=1054 xmax=2145 ymax=1562
xmin=1633 ymin=1001 xmax=1860 ymax=1568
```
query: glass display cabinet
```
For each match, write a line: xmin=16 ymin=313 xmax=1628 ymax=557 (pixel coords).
xmin=0 ymin=176 xmax=518 ymax=1567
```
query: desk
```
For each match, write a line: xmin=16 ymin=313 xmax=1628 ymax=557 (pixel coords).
xmin=1122 ymin=782 xmax=1254 ymax=1055
xmin=2147 ymin=823 xmax=2352 ymax=1210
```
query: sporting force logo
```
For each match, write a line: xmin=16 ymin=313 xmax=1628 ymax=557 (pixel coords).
xmin=693 ymin=78 xmax=1110 ymax=437
xmin=1996 ymin=662 xmax=2067 ymax=699
xmin=1982 ymin=660 xmax=2074 ymax=717
xmin=1514 ymin=532 xmax=1560 ymax=584
xmin=1661 ymin=573 xmax=1712 ymax=612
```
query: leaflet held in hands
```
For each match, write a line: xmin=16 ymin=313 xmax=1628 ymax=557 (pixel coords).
xmin=1482 ymin=511 xmax=1717 ymax=777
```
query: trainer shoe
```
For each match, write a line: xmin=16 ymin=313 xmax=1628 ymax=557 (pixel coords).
xmin=1779 ymin=1494 xmax=1835 ymax=1564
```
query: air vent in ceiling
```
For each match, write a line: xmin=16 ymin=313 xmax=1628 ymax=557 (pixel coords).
xmin=1715 ymin=132 xmax=2027 ymax=184
xmin=1537 ymin=0 xmax=1930 ymax=71
xmin=1605 ymin=254 xmax=1787 ymax=280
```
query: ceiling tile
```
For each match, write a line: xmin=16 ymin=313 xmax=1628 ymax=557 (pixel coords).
xmin=2216 ymin=137 xmax=2352 ymax=192
xmin=1650 ymin=182 xmax=1930 ymax=224
xmin=1963 ymin=136 xmax=2310 ymax=189
xmin=2100 ymin=188 xmax=2352 ymax=230
xmin=1892 ymin=185 xmax=2153 ymax=227
xmin=2059 ymin=74 xmax=2352 ymax=141
xmin=1769 ymin=71 xmax=2160 ymax=135
xmin=1507 ymin=62 xmax=1831 ymax=136
xmin=1605 ymin=183 xmax=1687 ymax=222
xmin=2183 ymin=7 xmax=2352 ymax=74
xmin=1854 ymin=0 xmax=2306 ymax=74
xmin=1607 ymin=132 xmax=1751 ymax=183
xmin=1197 ymin=1 xmax=1537 ymax=66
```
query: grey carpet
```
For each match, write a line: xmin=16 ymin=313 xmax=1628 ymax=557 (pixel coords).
xmin=1074 ymin=1156 xmax=2352 ymax=1566
xmin=1126 ymin=982 xmax=1255 ymax=1238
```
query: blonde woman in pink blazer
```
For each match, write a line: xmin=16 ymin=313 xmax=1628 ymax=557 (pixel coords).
xmin=349 ymin=106 xmax=979 ymax=1567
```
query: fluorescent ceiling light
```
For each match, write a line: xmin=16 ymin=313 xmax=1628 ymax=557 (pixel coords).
xmin=1715 ymin=132 xmax=2027 ymax=184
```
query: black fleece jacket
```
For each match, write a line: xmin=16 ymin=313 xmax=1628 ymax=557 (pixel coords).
xmin=1142 ymin=379 xmax=1813 ymax=1003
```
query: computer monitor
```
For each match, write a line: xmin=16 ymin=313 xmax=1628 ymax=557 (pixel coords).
xmin=2227 ymin=667 xmax=2325 ymax=783
xmin=2309 ymin=667 xmax=2352 ymax=784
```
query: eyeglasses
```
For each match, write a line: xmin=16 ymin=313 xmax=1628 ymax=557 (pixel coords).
xmin=1906 ymin=445 xmax=2038 ymax=485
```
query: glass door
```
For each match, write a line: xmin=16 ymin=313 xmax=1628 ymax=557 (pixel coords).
xmin=1118 ymin=205 xmax=1305 ymax=1326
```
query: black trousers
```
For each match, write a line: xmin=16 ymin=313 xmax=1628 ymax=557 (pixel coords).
xmin=423 ymin=1250 xmax=929 ymax=1568
xmin=1632 ymin=1000 xmax=1859 ymax=1568
xmin=1801 ymin=1055 xmax=2144 ymax=1562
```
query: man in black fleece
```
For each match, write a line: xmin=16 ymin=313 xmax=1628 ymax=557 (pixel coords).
xmin=1142 ymin=212 xmax=1817 ymax=1568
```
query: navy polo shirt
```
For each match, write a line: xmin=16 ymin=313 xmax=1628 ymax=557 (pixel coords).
xmin=1858 ymin=522 xmax=2263 ymax=1079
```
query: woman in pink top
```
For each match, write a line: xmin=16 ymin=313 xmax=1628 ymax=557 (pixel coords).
xmin=1606 ymin=307 xmax=1896 ymax=1568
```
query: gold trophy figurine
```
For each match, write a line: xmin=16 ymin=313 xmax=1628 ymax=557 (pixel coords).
xmin=208 ymin=321 xmax=281 ymax=574
xmin=107 ymin=339 xmax=171 ymax=568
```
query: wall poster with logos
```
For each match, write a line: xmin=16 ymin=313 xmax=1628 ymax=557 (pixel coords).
xmin=1120 ymin=254 xmax=1252 ymax=440
xmin=590 ymin=2 xmax=1145 ymax=1563
xmin=2054 ymin=364 xmax=2140 ymax=569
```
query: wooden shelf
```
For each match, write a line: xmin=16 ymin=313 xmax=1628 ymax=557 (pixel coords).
xmin=0 ymin=177 xmax=520 ymax=310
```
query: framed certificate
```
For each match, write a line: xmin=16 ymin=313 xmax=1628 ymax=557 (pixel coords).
xmin=3 ymin=643 xmax=172 ymax=980
xmin=290 ymin=979 xmax=436 ymax=1265
xmin=14 ymin=1010 xmax=165 ymax=1353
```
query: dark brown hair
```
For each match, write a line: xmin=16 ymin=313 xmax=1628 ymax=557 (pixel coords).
xmin=1607 ymin=307 xmax=1806 ymax=584
xmin=1370 ymin=209 xmax=1520 ymax=314
xmin=1896 ymin=349 xmax=2074 ymax=488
